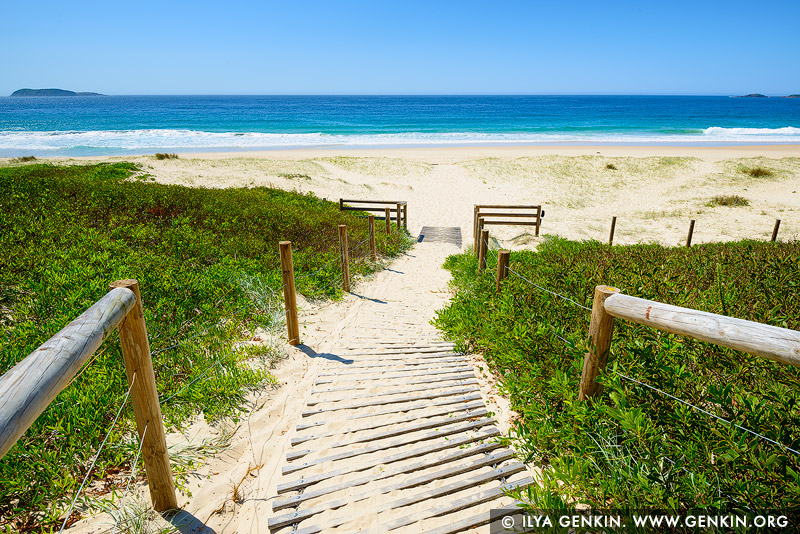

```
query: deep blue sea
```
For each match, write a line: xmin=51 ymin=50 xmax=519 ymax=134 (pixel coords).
xmin=1 ymin=95 xmax=799 ymax=156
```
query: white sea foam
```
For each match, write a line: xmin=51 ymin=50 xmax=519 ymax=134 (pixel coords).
xmin=1 ymin=126 xmax=799 ymax=155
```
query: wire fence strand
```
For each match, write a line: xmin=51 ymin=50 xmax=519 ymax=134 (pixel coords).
xmin=614 ymin=370 xmax=800 ymax=457
xmin=59 ymin=373 xmax=137 ymax=534
xmin=110 ymin=423 xmax=149 ymax=534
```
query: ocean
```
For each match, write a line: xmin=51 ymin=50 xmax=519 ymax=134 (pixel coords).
xmin=1 ymin=95 xmax=799 ymax=157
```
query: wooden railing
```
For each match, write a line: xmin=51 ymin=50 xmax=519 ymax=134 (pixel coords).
xmin=473 ymin=204 xmax=544 ymax=251
xmin=0 ymin=280 xmax=178 ymax=511
xmin=339 ymin=198 xmax=407 ymax=231
xmin=579 ymin=285 xmax=800 ymax=400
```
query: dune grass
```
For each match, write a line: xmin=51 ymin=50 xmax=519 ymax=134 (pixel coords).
xmin=435 ymin=237 xmax=800 ymax=514
xmin=0 ymin=162 xmax=410 ymax=531
xmin=708 ymin=194 xmax=750 ymax=207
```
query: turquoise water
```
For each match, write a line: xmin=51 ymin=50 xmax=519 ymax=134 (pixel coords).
xmin=1 ymin=95 xmax=799 ymax=156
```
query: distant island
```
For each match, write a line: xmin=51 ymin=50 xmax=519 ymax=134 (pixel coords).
xmin=734 ymin=93 xmax=800 ymax=98
xmin=10 ymin=88 xmax=103 ymax=97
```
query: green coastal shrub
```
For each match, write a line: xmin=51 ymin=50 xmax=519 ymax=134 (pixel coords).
xmin=0 ymin=163 xmax=410 ymax=531
xmin=435 ymin=238 xmax=800 ymax=517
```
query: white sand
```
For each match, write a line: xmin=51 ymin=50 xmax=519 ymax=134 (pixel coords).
xmin=49 ymin=145 xmax=798 ymax=532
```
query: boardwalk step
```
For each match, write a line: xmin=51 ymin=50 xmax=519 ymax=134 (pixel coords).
xmin=286 ymin=408 xmax=489 ymax=460
xmin=273 ymin=447 xmax=515 ymax=511
xmin=270 ymin=462 xmax=526 ymax=531
xmin=277 ymin=427 xmax=500 ymax=494
xmin=294 ymin=400 xmax=486 ymax=443
xmin=295 ymin=392 xmax=484 ymax=431
xmin=301 ymin=385 xmax=479 ymax=416
xmin=282 ymin=418 xmax=498 ymax=475
xmin=314 ymin=367 xmax=473 ymax=385
xmin=316 ymin=362 xmax=467 ymax=377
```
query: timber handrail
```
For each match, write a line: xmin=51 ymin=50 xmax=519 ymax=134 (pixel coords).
xmin=339 ymin=198 xmax=408 ymax=229
xmin=473 ymin=204 xmax=544 ymax=249
xmin=0 ymin=281 xmax=178 ymax=511
xmin=579 ymin=286 xmax=800 ymax=400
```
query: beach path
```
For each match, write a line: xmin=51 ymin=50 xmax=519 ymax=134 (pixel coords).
xmin=257 ymin=232 xmax=531 ymax=533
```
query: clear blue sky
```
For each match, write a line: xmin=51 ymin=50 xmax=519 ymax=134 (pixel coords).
xmin=3 ymin=0 xmax=799 ymax=95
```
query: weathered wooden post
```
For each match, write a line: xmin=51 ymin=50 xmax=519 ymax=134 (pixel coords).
xmin=686 ymin=219 xmax=695 ymax=247
xmin=578 ymin=285 xmax=621 ymax=401
xmin=403 ymin=203 xmax=408 ymax=230
xmin=368 ymin=214 xmax=377 ymax=261
xmin=385 ymin=207 xmax=391 ymax=234
xmin=478 ymin=228 xmax=489 ymax=272
xmin=338 ymin=198 xmax=344 ymax=211
xmin=473 ymin=206 xmax=480 ymax=251
xmin=609 ymin=216 xmax=617 ymax=246
xmin=772 ymin=219 xmax=781 ymax=242
xmin=109 ymin=279 xmax=178 ymax=512
xmin=496 ymin=250 xmax=510 ymax=292
xmin=535 ymin=206 xmax=542 ymax=237
xmin=395 ymin=203 xmax=402 ymax=230
xmin=279 ymin=242 xmax=300 ymax=345
xmin=338 ymin=225 xmax=350 ymax=292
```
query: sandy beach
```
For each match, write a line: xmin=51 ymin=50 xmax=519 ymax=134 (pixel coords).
xmin=43 ymin=144 xmax=800 ymax=248
xmin=19 ymin=144 xmax=799 ymax=533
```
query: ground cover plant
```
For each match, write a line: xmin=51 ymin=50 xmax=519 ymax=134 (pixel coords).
xmin=0 ymin=162 xmax=410 ymax=531
xmin=435 ymin=238 xmax=800 ymax=528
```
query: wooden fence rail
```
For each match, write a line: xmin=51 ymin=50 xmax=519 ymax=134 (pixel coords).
xmin=579 ymin=285 xmax=800 ymax=400
xmin=0 ymin=281 xmax=178 ymax=511
xmin=473 ymin=204 xmax=544 ymax=250
xmin=339 ymin=198 xmax=408 ymax=229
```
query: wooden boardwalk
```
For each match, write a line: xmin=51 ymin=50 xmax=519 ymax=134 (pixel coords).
xmin=268 ymin=244 xmax=532 ymax=533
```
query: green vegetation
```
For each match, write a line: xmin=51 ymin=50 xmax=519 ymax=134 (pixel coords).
xmin=9 ymin=156 xmax=36 ymax=163
xmin=605 ymin=163 xmax=617 ymax=170
xmin=707 ymin=194 xmax=750 ymax=207
xmin=0 ymin=163 xmax=409 ymax=531
xmin=745 ymin=166 xmax=775 ymax=178
xmin=435 ymin=238 xmax=800 ymax=518
xmin=154 ymin=153 xmax=178 ymax=160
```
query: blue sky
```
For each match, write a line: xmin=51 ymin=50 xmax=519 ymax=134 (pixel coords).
xmin=3 ymin=0 xmax=799 ymax=95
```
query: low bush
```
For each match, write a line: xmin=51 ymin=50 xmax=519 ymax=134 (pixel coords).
xmin=435 ymin=237 xmax=800 ymax=517
xmin=0 ymin=163 xmax=410 ymax=531
xmin=708 ymin=194 xmax=750 ymax=207
xmin=154 ymin=153 xmax=178 ymax=160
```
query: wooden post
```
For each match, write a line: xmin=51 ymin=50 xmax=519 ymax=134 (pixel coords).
xmin=279 ymin=242 xmax=300 ymax=345
xmin=478 ymin=229 xmax=489 ymax=272
xmin=578 ymin=285 xmax=621 ymax=401
xmin=385 ymin=207 xmax=391 ymax=234
xmin=496 ymin=250 xmax=510 ymax=292
xmin=772 ymin=219 xmax=781 ymax=242
xmin=110 ymin=279 xmax=178 ymax=511
xmin=686 ymin=219 xmax=695 ymax=247
xmin=473 ymin=206 xmax=480 ymax=251
xmin=338 ymin=225 xmax=350 ymax=292
xmin=338 ymin=198 xmax=343 ymax=211
xmin=609 ymin=216 xmax=617 ymax=246
xmin=395 ymin=203 xmax=401 ymax=230
xmin=403 ymin=203 xmax=408 ymax=230
xmin=535 ymin=206 xmax=542 ymax=237
xmin=368 ymin=214 xmax=377 ymax=261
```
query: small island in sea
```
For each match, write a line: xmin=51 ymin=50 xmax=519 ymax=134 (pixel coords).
xmin=10 ymin=88 xmax=103 ymax=97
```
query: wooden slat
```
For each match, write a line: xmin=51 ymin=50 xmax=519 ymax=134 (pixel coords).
xmin=310 ymin=373 xmax=475 ymax=395
xmin=476 ymin=204 xmax=541 ymax=209
xmin=326 ymin=357 xmax=463 ymax=369
xmin=340 ymin=199 xmax=407 ymax=205
xmin=378 ymin=477 xmax=533 ymax=533
xmin=480 ymin=220 xmax=539 ymax=226
xmin=422 ymin=502 xmax=525 ymax=534
xmin=477 ymin=212 xmax=539 ymax=218
xmin=307 ymin=378 xmax=478 ymax=406
xmin=333 ymin=352 xmax=464 ymax=362
xmin=282 ymin=418 xmax=497 ymax=475
xmin=292 ymin=401 xmax=486 ymax=445
xmin=273 ymin=448 xmax=514 ymax=512
xmin=277 ymin=427 xmax=499 ymax=493
xmin=274 ymin=462 xmax=527 ymax=531
xmin=316 ymin=362 xmax=467 ymax=377
xmin=335 ymin=347 xmax=458 ymax=355
xmin=314 ymin=367 xmax=473 ymax=385
xmin=302 ymin=385 xmax=478 ymax=416
xmin=295 ymin=392 xmax=483 ymax=431
xmin=286 ymin=408 xmax=489 ymax=459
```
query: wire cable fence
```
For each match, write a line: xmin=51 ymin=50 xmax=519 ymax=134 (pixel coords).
xmin=58 ymin=373 xmax=137 ymax=534
xmin=475 ymin=235 xmax=800 ymax=488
